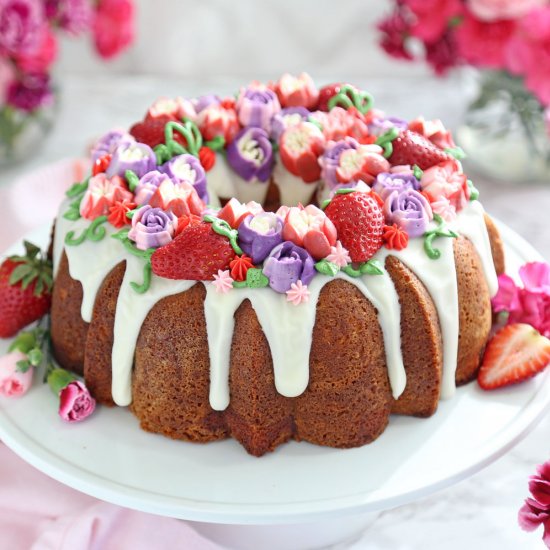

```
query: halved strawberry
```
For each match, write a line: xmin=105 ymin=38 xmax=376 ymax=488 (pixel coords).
xmin=129 ymin=115 xmax=187 ymax=149
xmin=478 ymin=323 xmax=550 ymax=390
xmin=388 ymin=130 xmax=451 ymax=170
xmin=151 ymin=223 xmax=235 ymax=280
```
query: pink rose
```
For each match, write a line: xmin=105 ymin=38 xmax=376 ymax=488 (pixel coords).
xmin=506 ymin=7 xmax=550 ymax=105
xmin=0 ymin=351 xmax=33 ymax=398
xmin=455 ymin=12 xmax=516 ymax=69
xmin=468 ymin=0 xmax=547 ymax=21
xmin=518 ymin=460 xmax=550 ymax=547
xmin=0 ymin=0 xmax=44 ymax=56
xmin=15 ymin=27 xmax=57 ymax=73
xmin=421 ymin=159 xmax=470 ymax=211
xmin=79 ymin=174 xmax=133 ymax=220
xmin=93 ymin=0 xmax=134 ymax=59
xmin=404 ymin=0 xmax=463 ymax=42
xmin=59 ymin=380 xmax=96 ymax=422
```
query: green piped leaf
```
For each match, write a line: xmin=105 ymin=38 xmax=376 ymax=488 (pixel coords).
xmin=412 ymin=165 xmax=424 ymax=180
xmin=245 ymin=268 xmax=269 ymax=288
xmin=467 ymin=179 xmax=479 ymax=201
xmin=360 ymin=259 xmax=383 ymax=275
xmin=205 ymin=135 xmax=225 ymax=151
xmin=125 ymin=170 xmax=140 ymax=192
xmin=445 ymin=146 xmax=466 ymax=160
xmin=65 ymin=180 xmax=88 ymax=198
xmin=315 ymin=259 xmax=339 ymax=277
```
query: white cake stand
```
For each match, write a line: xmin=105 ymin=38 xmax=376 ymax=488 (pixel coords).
xmin=0 ymin=223 xmax=549 ymax=550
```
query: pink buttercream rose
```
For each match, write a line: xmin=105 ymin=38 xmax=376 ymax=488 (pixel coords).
xmin=79 ymin=174 xmax=133 ymax=220
xmin=455 ymin=12 xmax=516 ymax=69
xmin=468 ymin=0 xmax=547 ymax=21
xmin=404 ymin=0 xmax=463 ymax=42
xmin=518 ymin=460 xmax=550 ymax=547
xmin=492 ymin=262 xmax=550 ymax=337
xmin=420 ymin=159 xmax=470 ymax=211
xmin=0 ymin=351 xmax=33 ymax=398
xmin=93 ymin=0 xmax=134 ymax=59
xmin=506 ymin=7 xmax=550 ymax=105
xmin=59 ymin=380 xmax=96 ymax=422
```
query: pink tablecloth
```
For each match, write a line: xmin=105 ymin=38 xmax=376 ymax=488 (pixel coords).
xmin=0 ymin=442 xmax=220 ymax=550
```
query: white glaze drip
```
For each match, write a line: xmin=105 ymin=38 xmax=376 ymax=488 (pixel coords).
xmin=272 ymin=158 xmax=318 ymax=207
xmin=204 ymin=154 xmax=235 ymax=207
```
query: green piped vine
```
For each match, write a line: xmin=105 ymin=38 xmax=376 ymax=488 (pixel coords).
xmin=327 ymin=85 xmax=374 ymax=115
xmin=203 ymin=214 xmax=243 ymax=255
xmin=63 ymin=179 xmax=89 ymax=221
xmin=375 ymin=127 xmax=399 ymax=159
xmin=65 ymin=216 xmax=108 ymax=246
xmin=154 ymin=119 xmax=203 ymax=164
xmin=423 ymin=214 xmax=458 ymax=260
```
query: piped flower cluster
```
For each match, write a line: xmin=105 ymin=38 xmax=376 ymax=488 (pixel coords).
xmin=63 ymin=74 xmax=479 ymax=303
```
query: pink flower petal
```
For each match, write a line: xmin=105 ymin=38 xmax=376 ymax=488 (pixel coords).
xmin=519 ymin=262 xmax=550 ymax=294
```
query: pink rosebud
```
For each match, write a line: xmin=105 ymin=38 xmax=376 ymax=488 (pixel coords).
xmin=0 ymin=351 xmax=33 ymax=398
xmin=336 ymin=144 xmax=390 ymax=185
xmin=59 ymin=380 xmax=96 ymax=422
xmin=275 ymin=73 xmax=320 ymax=109
xmin=311 ymin=107 xmax=372 ymax=143
xmin=277 ymin=204 xmax=337 ymax=260
xmin=421 ymin=159 xmax=470 ymax=211
xmin=146 ymin=97 xmax=180 ymax=120
xmin=196 ymin=102 xmax=240 ymax=144
xmin=148 ymin=179 xmax=204 ymax=218
xmin=218 ymin=198 xmax=264 ymax=229
xmin=93 ymin=0 xmax=134 ymax=59
xmin=408 ymin=117 xmax=456 ymax=150
xmin=79 ymin=174 xmax=133 ymax=220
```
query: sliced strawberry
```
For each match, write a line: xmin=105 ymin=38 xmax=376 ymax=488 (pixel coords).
xmin=478 ymin=323 xmax=550 ymax=390
xmin=324 ymin=191 xmax=384 ymax=263
xmin=129 ymin=115 xmax=187 ymax=149
xmin=151 ymin=223 xmax=235 ymax=280
xmin=0 ymin=242 xmax=52 ymax=338
xmin=388 ymin=130 xmax=451 ymax=170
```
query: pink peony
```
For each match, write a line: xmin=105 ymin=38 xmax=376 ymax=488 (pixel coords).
xmin=455 ymin=12 xmax=516 ymax=69
xmin=15 ymin=27 xmax=57 ymax=73
xmin=404 ymin=0 xmax=463 ymax=42
xmin=518 ymin=460 xmax=550 ymax=547
xmin=506 ymin=7 xmax=550 ymax=106
xmin=93 ymin=0 xmax=134 ymax=59
xmin=420 ymin=159 xmax=470 ymax=211
xmin=0 ymin=0 xmax=44 ymax=56
xmin=79 ymin=174 xmax=133 ymax=220
xmin=468 ymin=0 xmax=547 ymax=21
xmin=0 ymin=351 xmax=33 ymax=398
xmin=59 ymin=380 xmax=96 ymax=422
xmin=492 ymin=262 xmax=550 ymax=338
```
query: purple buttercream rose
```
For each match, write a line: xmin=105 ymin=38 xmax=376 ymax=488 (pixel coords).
xmin=193 ymin=94 xmax=220 ymax=113
xmin=128 ymin=205 xmax=178 ymax=250
xmin=226 ymin=126 xmax=274 ymax=182
xmin=368 ymin=115 xmax=408 ymax=137
xmin=134 ymin=170 xmax=173 ymax=206
xmin=91 ymin=129 xmax=135 ymax=164
xmin=160 ymin=154 xmax=208 ymax=203
xmin=236 ymin=85 xmax=281 ymax=132
xmin=6 ymin=73 xmax=53 ymax=112
xmin=0 ymin=0 xmax=44 ymax=55
xmin=238 ymin=212 xmax=284 ymax=264
xmin=270 ymin=107 xmax=310 ymax=141
xmin=373 ymin=172 xmax=420 ymax=200
xmin=263 ymin=241 xmax=315 ymax=294
xmin=106 ymin=141 xmax=156 ymax=179
xmin=383 ymin=188 xmax=433 ymax=238
xmin=319 ymin=137 xmax=358 ymax=189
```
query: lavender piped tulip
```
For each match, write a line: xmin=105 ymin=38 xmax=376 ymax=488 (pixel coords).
xmin=134 ymin=171 xmax=174 ymax=206
xmin=226 ymin=127 xmax=274 ymax=182
xmin=270 ymin=107 xmax=310 ymax=141
xmin=106 ymin=141 xmax=156 ymax=179
xmin=262 ymin=241 xmax=315 ymax=293
xmin=383 ymin=188 xmax=433 ymax=238
xmin=238 ymin=213 xmax=284 ymax=264
xmin=91 ymin=130 xmax=135 ymax=163
xmin=236 ymin=85 xmax=281 ymax=132
xmin=128 ymin=205 xmax=178 ymax=250
xmin=160 ymin=154 xmax=208 ymax=203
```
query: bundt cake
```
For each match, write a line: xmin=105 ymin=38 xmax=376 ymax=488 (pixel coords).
xmin=49 ymin=74 xmax=505 ymax=456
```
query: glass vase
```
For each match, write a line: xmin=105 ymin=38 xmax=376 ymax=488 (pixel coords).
xmin=457 ymin=70 xmax=550 ymax=184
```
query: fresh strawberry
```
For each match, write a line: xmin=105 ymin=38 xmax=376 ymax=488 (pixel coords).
xmin=478 ymin=323 xmax=550 ymax=390
xmin=317 ymin=83 xmax=344 ymax=112
xmin=388 ymin=130 xmax=451 ymax=170
xmin=129 ymin=115 xmax=187 ymax=149
xmin=151 ymin=223 xmax=235 ymax=280
xmin=324 ymin=191 xmax=384 ymax=262
xmin=0 ymin=241 xmax=53 ymax=338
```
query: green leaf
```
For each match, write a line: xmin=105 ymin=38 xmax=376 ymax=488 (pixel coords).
xmin=8 ymin=263 xmax=33 ymax=286
xmin=21 ymin=272 xmax=37 ymax=290
xmin=245 ymin=268 xmax=269 ymax=288
xmin=47 ymin=367 xmax=77 ymax=395
xmin=125 ymin=170 xmax=140 ymax=192
xmin=444 ymin=146 xmax=466 ymax=160
xmin=65 ymin=181 xmax=88 ymax=198
xmin=63 ymin=209 xmax=81 ymax=221
xmin=467 ymin=179 xmax=480 ymax=201
xmin=27 ymin=348 xmax=43 ymax=367
xmin=360 ymin=259 xmax=383 ymax=276
xmin=16 ymin=359 xmax=31 ymax=373
xmin=412 ymin=165 xmax=424 ymax=180
xmin=315 ymin=259 xmax=339 ymax=277
xmin=23 ymin=241 xmax=41 ymax=259
xmin=9 ymin=331 xmax=37 ymax=354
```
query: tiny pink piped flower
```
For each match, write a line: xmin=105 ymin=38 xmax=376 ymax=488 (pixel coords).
xmin=213 ymin=270 xmax=234 ymax=294
xmin=326 ymin=241 xmax=352 ymax=268
xmin=286 ymin=280 xmax=311 ymax=306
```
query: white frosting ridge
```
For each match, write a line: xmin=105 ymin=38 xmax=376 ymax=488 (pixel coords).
xmin=272 ymin=158 xmax=318 ymax=206
xmin=204 ymin=154 xmax=235 ymax=208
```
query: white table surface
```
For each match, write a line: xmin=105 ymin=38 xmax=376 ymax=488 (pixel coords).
xmin=0 ymin=74 xmax=549 ymax=550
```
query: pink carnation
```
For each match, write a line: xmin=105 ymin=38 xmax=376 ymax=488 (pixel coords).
xmin=506 ymin=7 xmax=550 ymax=106
xmin=518 ymin=460 xmax=550 ymax=547
xmin=0 ymin=0 xmax=44 ymax=56
xmin=492 ymin=262 xmax=550 ymax=338
xmin=79 ymin=174 xmax=133 ymax=220
xmin=455 ymin=12 xmax=516 ymax=69
xmin=404 ymin=0 xmax=463 ymax=43
xmin=420 ymin=159 xmax=470 ymax=211
xmin=0 ymin=351 xmax=33 ymax=398
xmin=93 ymin=0 xmax=134 ymax=59
xmin=15 ymin=27 xmax=57 ymax=73
xmin=468 ymin=0 xmax=547 ymax=22
xmin=59 ymin=380 xmax=96 ymax=422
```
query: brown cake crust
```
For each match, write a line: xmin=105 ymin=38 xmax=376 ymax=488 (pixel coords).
xmin=50 ymin=252 xmax=88 ymax=376
xmin=385 ymin=256 xmax=443 ymax=418
xmin=131 ymin=283 xmax=228 ymax=443
xmin=484 ymin=214 xmax=505 ymax=275
xmin=83 ymin=261 xmax=126 ymax=406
